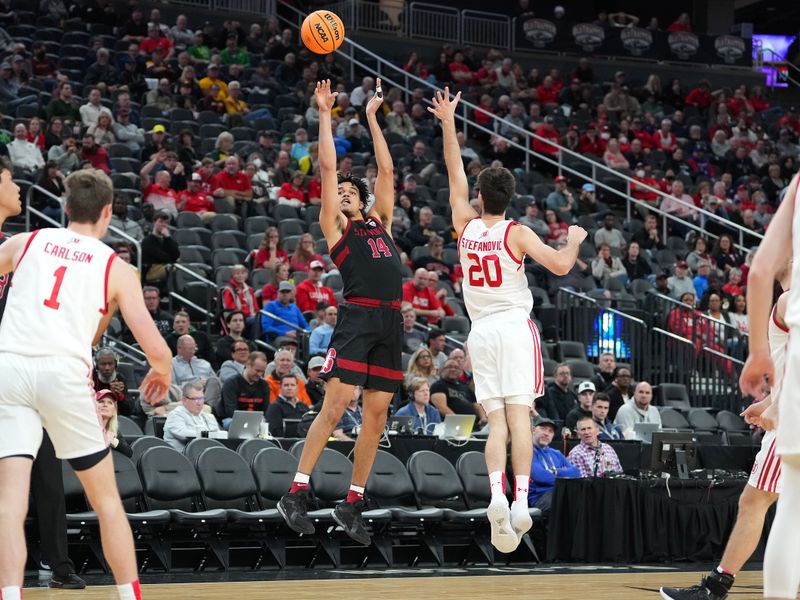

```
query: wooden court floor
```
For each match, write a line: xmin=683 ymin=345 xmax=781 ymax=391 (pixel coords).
xmin=22 ymin=570 xmax=764 ymax=599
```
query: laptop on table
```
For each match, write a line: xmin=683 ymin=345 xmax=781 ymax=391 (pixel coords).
xmin=438 ymin=414 xmax=476 ymax=441
xmin=228 ymin=411 xmax=264 ymax=440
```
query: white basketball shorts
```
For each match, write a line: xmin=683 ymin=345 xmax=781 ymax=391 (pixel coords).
xmin=0 ymin=353 xmax=106 ymax=460
xmin=748 ymin=428 xmax=783 ymax=494
xmin=467 ymin=308 xmax=545 ymax=414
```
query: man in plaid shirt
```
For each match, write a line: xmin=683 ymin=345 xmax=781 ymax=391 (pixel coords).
xmin=567 ymin=415 xmax=623 ymax=477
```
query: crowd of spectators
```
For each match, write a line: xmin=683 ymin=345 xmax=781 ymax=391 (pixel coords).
xmin=2 ymin=6 xmax=787 ymax=511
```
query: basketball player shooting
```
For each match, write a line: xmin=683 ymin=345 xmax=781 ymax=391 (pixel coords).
xmin=278 ymin=79 xmax=404 ymax=546
xmin=428 ymin=88 xmax=587 ymax=553
xmin=661 ymin=259 xmax=790 ymax=600
xmin=0 ymin=169 xmax=172 ymax=600
xmin=740 ymin=173 xmax=800 ymax=600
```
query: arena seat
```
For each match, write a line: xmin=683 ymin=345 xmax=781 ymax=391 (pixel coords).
xmin=117 ymin=415 xmax=144 ymax=437
xmin=658 ymin=383 xmax=691 ymax=409
xmin=183 ymin=438 xmax=226 ymax=467
xmin=237 ymin=438 xmax=278 ymax=467
xmin=130 ymin=436 xmax=172 ymax=465
xmin=557 ymin=341 xmax=587 ymax=362
xmin=658 ymin=408 xmax=692 ymax=431
xmin=688 ymin=408 xmax=720 ymax=433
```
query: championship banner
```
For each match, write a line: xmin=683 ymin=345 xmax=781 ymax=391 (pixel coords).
xmin=516 ymin=18 xmax=751 ymax=66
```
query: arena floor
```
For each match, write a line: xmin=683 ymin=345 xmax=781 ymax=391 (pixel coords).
xmin=22 ymin=567 xmax=764 ymax=599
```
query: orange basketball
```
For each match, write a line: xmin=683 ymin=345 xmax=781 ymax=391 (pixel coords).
xmin=301 ymin=10 xmax=345 ymax=55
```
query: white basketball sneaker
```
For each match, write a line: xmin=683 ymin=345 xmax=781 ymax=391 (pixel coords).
xmin=486 ymin=496 xmax=518 ymax=553
xmin=510 ymin=499 xmax=532 ymax=544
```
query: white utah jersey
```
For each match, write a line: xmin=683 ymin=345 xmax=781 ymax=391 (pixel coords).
xmin=769 ymin=300 xmax=789 ymax=400
xmin=785 ymin=181 xmax=800 ymax=328
xmin=458 ymin=218 xmax=532 ymax=322
xmin=0 ymin=228 xmax=116 ymax=368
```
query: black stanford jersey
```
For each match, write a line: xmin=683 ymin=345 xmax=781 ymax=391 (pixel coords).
xmin=329 ymin=216 xmax=402 ymax=303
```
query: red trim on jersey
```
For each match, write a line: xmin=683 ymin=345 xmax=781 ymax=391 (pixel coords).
xmin=504 ymin=221 xmax=523 ymax=269
xmin=99 ymin=252 xmax=117 ymax=315
xmin=768 ymin=462 xmax=782 ymax=493
xmin=332 ymin=245 xmax=350 ymax=269
xmin=346 ymin=296 xmax=401 ymax=310
xmin=328 ymin=218 xmax=353 ymax=257
xmin=336 ymin=357 xmax=404 ymax=380
xmin=758 ymin=437 xmax=778 ymax=490
xmin=528 ymin=319 xmax=545 ymax=397
xmin=456 ymin=216 xmax=481 ymax=260
xmin=14 ymin=229 xmax=40 ymax=271
xmin=772 ymin=304 xmax=789 ymax=333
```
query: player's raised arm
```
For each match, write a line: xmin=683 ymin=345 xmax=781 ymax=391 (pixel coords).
xmin=741 ymin=174 xmax=798 ymax=397
xmin=316 ymin=80 xmax=344 ymax=242
xmin=428 ymin=87 xmax=477 ymax=236
xmin=107 ymin=257 xmax=172 ymax=404
xmin=509 ymin=223 xmax=587 ymax=276
xmin=364 ymin=77 xmax=394 ymax=233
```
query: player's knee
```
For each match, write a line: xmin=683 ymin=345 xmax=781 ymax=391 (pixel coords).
xmin=362 ymin=404 xmax=388 ymax=429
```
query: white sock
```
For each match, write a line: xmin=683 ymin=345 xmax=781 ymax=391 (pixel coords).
xmin=117 ymin=581 xmax=141 ymax=600
xmin=513 ymin=475 xmax=529 ymax=503
xmin=1 ymin=586 xmax=21 ymax=600
xmin=489 ymin=471 xmax=505 ymax=499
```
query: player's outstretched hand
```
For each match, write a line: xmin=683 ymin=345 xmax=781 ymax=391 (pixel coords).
xmin=567 ymin=225 xmax=588 ymax=244
xmin=739 ymin=351 xmax=774 ymax=399
xmin=315 ymin=79 xmax=338 ymax=113
xmin=365 ymin=77 xmax=383 ymax=116
xmin=140 ymin=369 xmax=172 ymax=406
xmin=427 ymin=87 xmax=461 ymax=122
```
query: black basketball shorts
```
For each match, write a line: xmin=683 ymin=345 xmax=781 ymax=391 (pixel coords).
xmin=320 ymin=302 xmax=403 ymax=393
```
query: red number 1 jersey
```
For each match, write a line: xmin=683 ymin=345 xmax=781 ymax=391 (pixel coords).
xmin=458 ymin=218 xmax=532 ymax=322
xmin=0 ymin=229 xmax=116 ymax=368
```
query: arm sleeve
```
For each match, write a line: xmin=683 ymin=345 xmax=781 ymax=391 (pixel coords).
xmin=294 ymin=305 xmax=309 ymax=330
xmin=222 ymin=288 xmax=235 ymax=311
xmin=218 ymin=379 xmax=238 ymax=419
xmin=309 ymin=328 xmax=325 ymax=355
xmin=614 ymin=406 xmax=633 ymax=429
xmin=556 ymin=452 xmax=582 ymax=478
xmin=294 ymin=284 xmax=311 ymax=313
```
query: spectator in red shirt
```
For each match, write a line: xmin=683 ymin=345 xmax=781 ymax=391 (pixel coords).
xmin=222 ymin=264 xmax=259 ymax=320
xmin=533 ymin=115 xmax=561 ymax=157
xmin=536 ymin=75 xmax=559 ymax=107
xmin=473 ymin=94 xmax=494 ymax=127
xmin=473 ymin=58 xmax=498 ymax=88
xmin=294 ymin=260 xmax=337 ymax=313
xmin=427 ymin=270 xmax=454 ymax=317
xmin=290 ymin=233 xmax=326 ymax=273
xmin=578 ymin=123 xmax=604 ymax=157
xmin=277 ymin=170 xmax=307 ymax=207
xmin=778 ymin=106 xmax=800 ymax=136
xmin=652 ymin=119 xmax=677 ymax=152
xmin=79 ymin=133 xmax=111 ymax=174
xmin=250 ymin=226 xmax=288 ymax=270
xmin=667 ymin=13 xmax=693 ymax=33
xmin=211 ymin=156 xmax=253 ymax=211
xmin=140 ymin=23 xmax=174 ymax=58
xmin=143 ymin=170 xmax=179 ymax=218
xmin=630 ymin=118 xmax=655 ymax=150
xmin=177 ymin=173 xmax=216 ymax=223
xmin=403 ymin=268 xmax=445 ymax=324
xmin=261 ymin=263 xmax=290 ymax=303
xmin=748 ymin=85 xmax=770 ymax=113
xmin=685 ymin=80 xmax=712 ymax=111
xmin=631 ymin=163 xmax=661 ymax=215
xmin=448 ymin=51 xmax=472 ymax=86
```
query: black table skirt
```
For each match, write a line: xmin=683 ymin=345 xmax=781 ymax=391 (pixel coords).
xmin=546 ymin=477 xmax=773 ymax=563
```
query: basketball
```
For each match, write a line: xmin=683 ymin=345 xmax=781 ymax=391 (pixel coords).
xmin=301 ymin=10 xmax=345 ymax=55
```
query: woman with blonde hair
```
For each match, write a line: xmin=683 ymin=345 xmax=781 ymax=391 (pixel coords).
xmin=95 ymin=389 xmax=133 ymax=458
xmin=290 ymin=232 xmax=326 ymax=273
xmin=87 ymin=112 xmax=116 ymax=146
xmin=404 ymin=346 xmax=438 ymax=390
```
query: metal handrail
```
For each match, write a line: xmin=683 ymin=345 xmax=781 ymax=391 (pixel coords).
xmin=556 ymin=286 xmax=646 ymax=325
xmin=648 ymin=290 xmax=749 ymax=339
xmin=171 ymin=262 xmax=217 ymax=288
xmin=25 ymin=185 xmax=65 ymax=230
xmin=99 ymin=334 xmax=149 ymax=366
xmin=275 ymin=0 xmax=763 ymax=254
xmin=169 ymin=291 xmax=214 ymax=319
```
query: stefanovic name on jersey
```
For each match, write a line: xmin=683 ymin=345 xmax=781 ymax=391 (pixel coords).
xmin=43 ymin=242 xmax=95 ymax=264
xmin=459 ymin=237 xmax=504 ymax=252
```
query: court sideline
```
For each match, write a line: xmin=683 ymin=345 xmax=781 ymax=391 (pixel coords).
xmin=22 ymin=570 xmax=764 ymax=599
